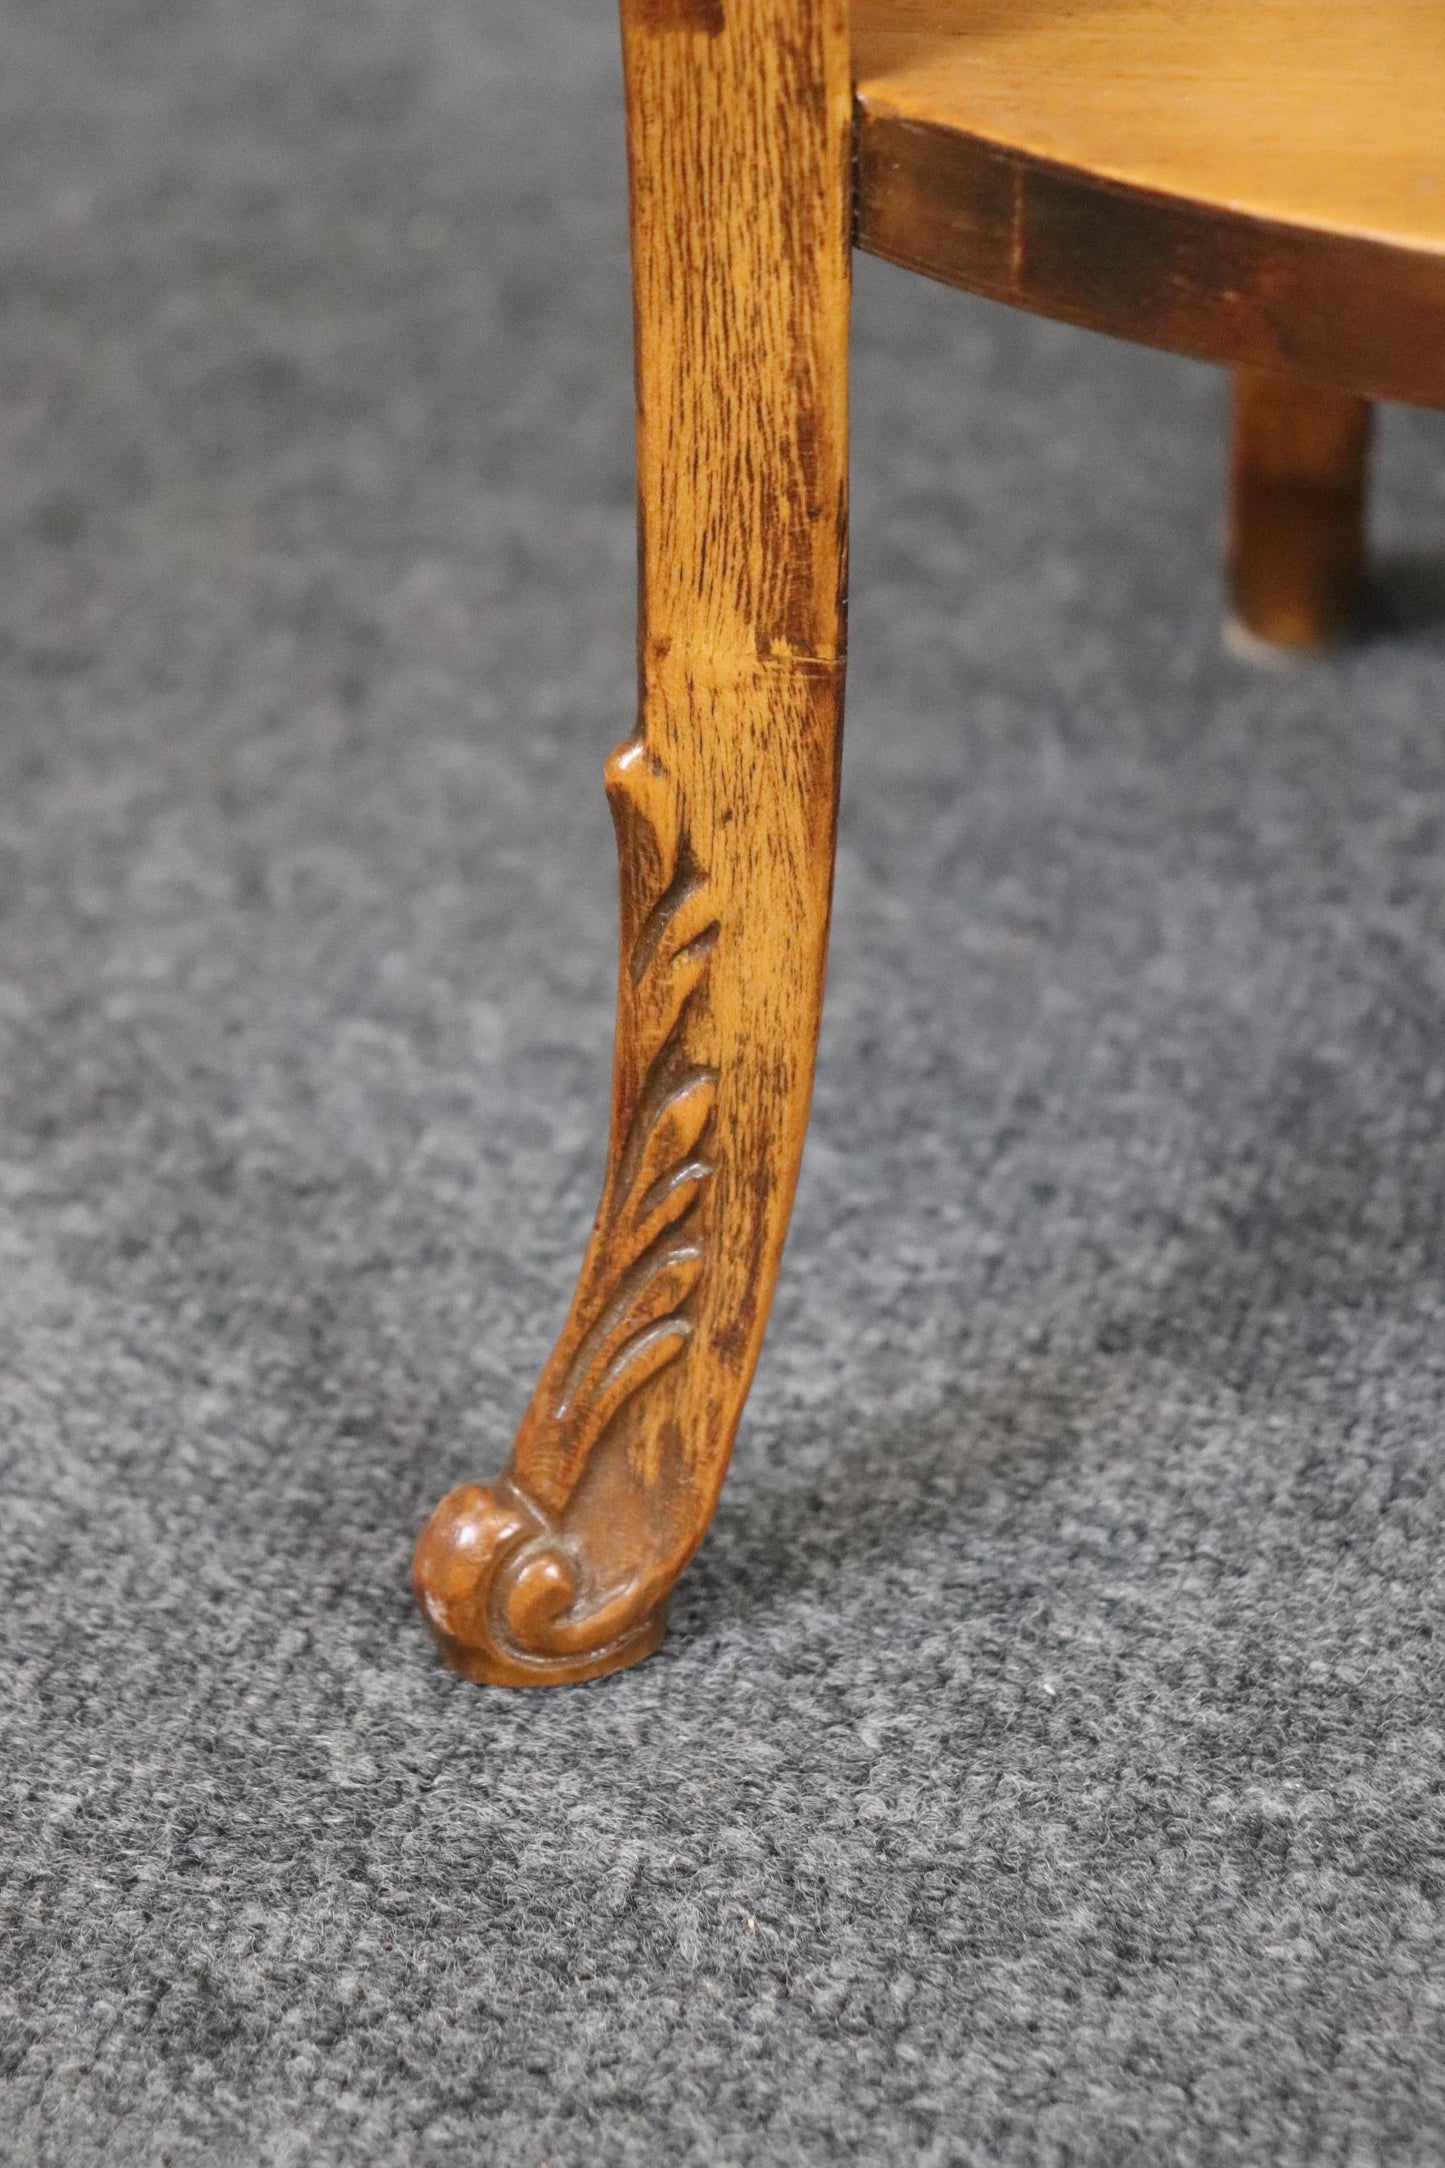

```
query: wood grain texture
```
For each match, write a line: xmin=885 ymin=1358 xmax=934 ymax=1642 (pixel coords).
xmin=1228 ymin=369 xmax=1372 ymax=652
xmin=413 ymin=0 xmax=852 ymax=1685
xmin=854 ymin=0 xmax=1445 ymax=407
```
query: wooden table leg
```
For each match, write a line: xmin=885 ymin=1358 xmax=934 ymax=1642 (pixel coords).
xmin=1227 ymin=366 xmax=1372 ymax=652
xmin=413 ymin=0 xmax=852 ymax=1684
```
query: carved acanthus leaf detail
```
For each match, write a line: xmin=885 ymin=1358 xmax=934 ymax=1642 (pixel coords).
xmin=413 ymin=737 xmax=719 ymax=1684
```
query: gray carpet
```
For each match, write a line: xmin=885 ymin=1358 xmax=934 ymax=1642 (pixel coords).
xmin=4 ymin=2 xmax=1445 ymax=2162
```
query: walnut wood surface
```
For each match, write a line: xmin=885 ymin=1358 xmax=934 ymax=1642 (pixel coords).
xmin=413 ymin=0 xmax=852 ymax=1685
xmin=1228 ymin=369 xmax=1372 ymax=652
xmin=854 ymin=0 xmax=1445 ymax=407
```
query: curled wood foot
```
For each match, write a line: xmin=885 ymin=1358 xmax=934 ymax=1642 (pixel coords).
xmin=413 ymin=1477 xmax=670 ymax=1686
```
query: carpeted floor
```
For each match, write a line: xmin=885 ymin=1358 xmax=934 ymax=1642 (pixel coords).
xmin=4 ymin=3 xmax=1445 ymax=2163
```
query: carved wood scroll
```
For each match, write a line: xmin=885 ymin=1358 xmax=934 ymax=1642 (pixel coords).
xmin=413 ymin=0 xmax=852 ymax=1684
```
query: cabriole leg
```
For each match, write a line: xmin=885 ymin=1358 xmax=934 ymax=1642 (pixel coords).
xmin=413 ymin=0 xmax=852 ymax=1684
